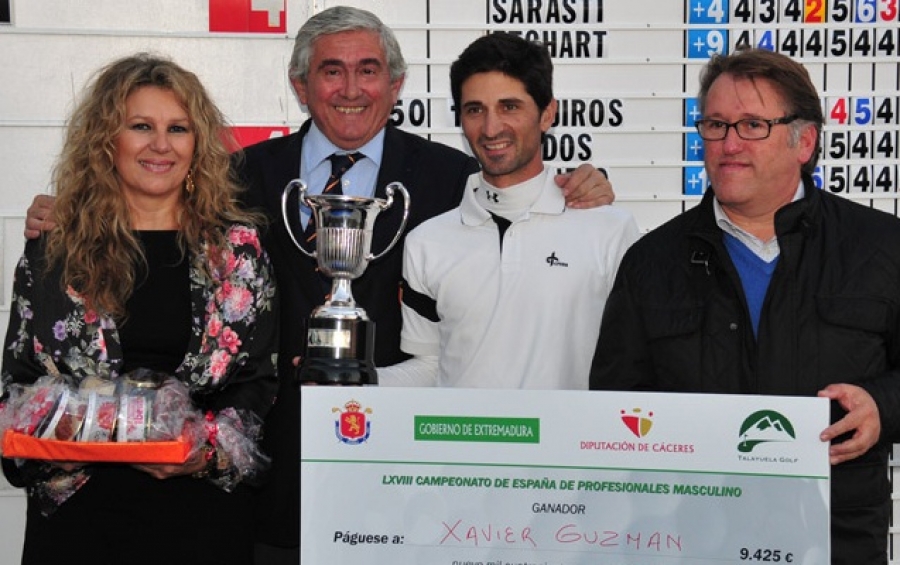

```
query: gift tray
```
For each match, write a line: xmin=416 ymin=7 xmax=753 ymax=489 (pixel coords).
xmin=1 ymin=430 xmax=190 ymax=464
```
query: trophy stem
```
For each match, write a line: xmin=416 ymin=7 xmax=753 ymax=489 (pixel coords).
xmin=329 ymin=277 xmax=356 ymax=308
xmin=280 ymin=181 xmax=409 ymax=387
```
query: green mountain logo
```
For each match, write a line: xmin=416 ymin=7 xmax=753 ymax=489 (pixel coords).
xmin=737 ymin=410 xmax=796 ymax=453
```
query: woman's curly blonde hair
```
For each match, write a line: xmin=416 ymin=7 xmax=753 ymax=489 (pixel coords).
xmin=46 ymin=53 xmax=261 ymax=319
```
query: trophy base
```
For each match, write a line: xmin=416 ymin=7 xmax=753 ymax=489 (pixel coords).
xmin=297 ymin=316 xmax=378 ymax=386
xmin=296 ymin=358 xmax=378 ymax=386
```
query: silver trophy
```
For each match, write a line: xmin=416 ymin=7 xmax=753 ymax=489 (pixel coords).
xmin=281 ymin=179 xmax=410 ymax=385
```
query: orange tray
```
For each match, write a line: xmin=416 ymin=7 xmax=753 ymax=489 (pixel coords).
xmin=1 ymin=430 xmax=190 ymax=464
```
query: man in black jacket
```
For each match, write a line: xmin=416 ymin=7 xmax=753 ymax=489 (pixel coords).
xmin=590 ymin=47 xmax=900 ymax=565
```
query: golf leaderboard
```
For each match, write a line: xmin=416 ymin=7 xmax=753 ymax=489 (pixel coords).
xmin=383 ymin=0 xmax=900 ymax=229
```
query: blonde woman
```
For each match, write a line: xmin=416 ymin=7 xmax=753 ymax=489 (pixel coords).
xmin=1 ymin=53 xmax=278 ymax=565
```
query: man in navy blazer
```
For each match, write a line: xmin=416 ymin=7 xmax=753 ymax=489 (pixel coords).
xmin=237 ymin=121 xmax=478 ymax=562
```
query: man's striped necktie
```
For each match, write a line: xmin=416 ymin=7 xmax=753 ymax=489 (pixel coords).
xmin=304 ymin=151 xmax=364 ymax=243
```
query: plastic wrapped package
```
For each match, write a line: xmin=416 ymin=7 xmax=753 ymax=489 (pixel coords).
xmin=0 ymin=371 xmax=192 ymax=463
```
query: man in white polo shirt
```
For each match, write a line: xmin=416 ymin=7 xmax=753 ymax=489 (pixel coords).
xmin=379 ymin=32 xmax=640 ymax=389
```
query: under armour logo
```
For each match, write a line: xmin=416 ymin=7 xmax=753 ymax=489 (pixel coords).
xmin=484 ymin=190 xmax=499 ymax=203
xmin=546 ymin=252 xmax=569 ymax=267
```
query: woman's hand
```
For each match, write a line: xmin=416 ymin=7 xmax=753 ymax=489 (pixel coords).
xmin=50 ymin=461 xmax=86 ymax=473
xmin=132 ymin=446 xmax=208 ymax=480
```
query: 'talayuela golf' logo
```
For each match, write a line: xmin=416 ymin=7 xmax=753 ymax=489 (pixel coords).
xmin=738 ymin=410 xmax=795 ymax=453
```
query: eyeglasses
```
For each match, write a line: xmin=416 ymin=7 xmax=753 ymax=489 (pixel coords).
xmin=694 ymin=115 xmax=799 ymax=141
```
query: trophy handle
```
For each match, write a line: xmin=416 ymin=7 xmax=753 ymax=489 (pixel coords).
xmin=370 ymin=182 xmax=410 ymax=262
xmin=280 ymin=179 xmax=316 ymax=259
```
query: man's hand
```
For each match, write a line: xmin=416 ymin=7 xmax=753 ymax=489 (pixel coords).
xmin=24 ymin=194 xmax=57 ymax=239
xmin=818 ymin=383 xmax=881 ymax=465
xmin=555 ymin=164 xmax=614 ymax=209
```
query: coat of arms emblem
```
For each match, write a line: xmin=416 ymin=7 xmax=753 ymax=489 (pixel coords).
xmin=333 ymin=400 xmax=372 ymax=444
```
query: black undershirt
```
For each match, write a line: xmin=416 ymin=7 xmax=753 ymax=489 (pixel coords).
xmin=117 ymin=231 xmax=191 ymax=374
xmin=489 ymin=212 xmax=512 ymax=252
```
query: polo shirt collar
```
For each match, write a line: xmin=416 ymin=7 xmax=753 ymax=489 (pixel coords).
xmin=460 ymin=166 xmax=563 ymax=226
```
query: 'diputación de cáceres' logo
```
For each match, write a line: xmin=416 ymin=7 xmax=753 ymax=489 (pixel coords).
xmin=737 ymin=410 xmax=795 ymax=453
xmin=621 ymin=407 xmax=653 ymax=438
xmin=580 ymin=407 xmax=694 ymax=454
xmin=333 ymin=400 xmax=372 ymax=445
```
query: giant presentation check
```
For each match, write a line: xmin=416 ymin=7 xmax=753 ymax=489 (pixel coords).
xmin=301 ymin=388 xmax=829 ymax=564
